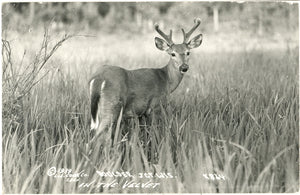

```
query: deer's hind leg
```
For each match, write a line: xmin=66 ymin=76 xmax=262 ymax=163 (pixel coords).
xmin=95 ymin=90 xmax=123 ymax=145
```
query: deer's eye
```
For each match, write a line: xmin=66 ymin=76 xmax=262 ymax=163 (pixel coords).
xmin=187 ymin=52 xmax=190 ymax=56
xmin=171 ymin=53 xmax=176 ymax=57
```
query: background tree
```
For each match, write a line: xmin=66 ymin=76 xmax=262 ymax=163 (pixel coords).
xmin=2 ymin=2 xmax=298 ymax=36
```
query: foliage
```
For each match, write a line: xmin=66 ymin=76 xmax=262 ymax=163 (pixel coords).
xmin=2 ymin=2 xmax=298 ymax=35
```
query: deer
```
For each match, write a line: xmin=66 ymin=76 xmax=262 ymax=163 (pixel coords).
xmin=89 ymin=18 xmax=203 ymax=141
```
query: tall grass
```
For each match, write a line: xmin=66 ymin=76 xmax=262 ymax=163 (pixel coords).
xmin=2 ymin=30 xmax=299 ymax=193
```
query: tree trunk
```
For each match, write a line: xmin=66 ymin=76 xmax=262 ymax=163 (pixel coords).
xmin=257 ymin=7 xmax=263 ymax=36
xmin=28 ymin=2 xmax=35 ymax=24
xmin=136 ymin=12 xmax=142 ymax=28
xmin=47 ymin=2 xmax=52 ymax=10
xmin=287 ymin=5 xmax=293 ymax=31
xmin=213 ymin=5 xmax=219 ymax=32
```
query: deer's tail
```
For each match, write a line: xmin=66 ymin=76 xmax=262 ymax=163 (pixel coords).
xmin=89 ymin=79 xmax=103 ymax=130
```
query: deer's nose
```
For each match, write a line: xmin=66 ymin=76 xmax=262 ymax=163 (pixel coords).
xmin=180 ymin=64 xmax=189 ymax=73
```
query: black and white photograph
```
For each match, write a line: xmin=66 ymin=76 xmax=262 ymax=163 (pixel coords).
xmin=1 ymin=1 xmax=299 ymax=193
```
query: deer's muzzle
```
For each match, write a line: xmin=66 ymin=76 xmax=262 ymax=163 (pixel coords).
xmin=179 ymin=64 xmax=189 ymax=73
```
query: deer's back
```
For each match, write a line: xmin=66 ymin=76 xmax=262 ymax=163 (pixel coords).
xmin=90 ymin=65 xmax=168 ymax=117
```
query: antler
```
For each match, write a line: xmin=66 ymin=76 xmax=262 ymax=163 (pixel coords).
xmin=182 ymin=18 xmax=201 ymax=43
xmin=154 ymin=23 xmax=174 ymax=45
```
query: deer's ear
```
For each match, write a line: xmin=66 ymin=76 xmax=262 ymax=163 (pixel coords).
xmin=155 ymin=37 xmax=169 ymax=51
xmin=187 ymin=34 xmax=203 ymax=49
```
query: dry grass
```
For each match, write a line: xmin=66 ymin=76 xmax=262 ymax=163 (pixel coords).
xmin=2 ymin=29 xmax=299 ymax=193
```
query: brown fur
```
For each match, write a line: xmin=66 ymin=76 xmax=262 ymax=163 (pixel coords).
xmin=89 ymin=20 xmax=203 ymax=137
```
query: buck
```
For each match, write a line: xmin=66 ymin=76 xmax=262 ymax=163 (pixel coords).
xmin=89 ymin=18 xmax=203 ymax=138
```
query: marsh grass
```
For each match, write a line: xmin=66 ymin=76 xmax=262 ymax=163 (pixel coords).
xmin=2 ymin=30 xmax=299 ymax=193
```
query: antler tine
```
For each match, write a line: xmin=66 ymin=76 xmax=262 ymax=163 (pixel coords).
xmin=182 ymin=18 xmax=201 ymax=43
xmin=181 ymin=28 xmax=186 ymax=42
xmin=154 ymin=23 xmax=174 ymax=45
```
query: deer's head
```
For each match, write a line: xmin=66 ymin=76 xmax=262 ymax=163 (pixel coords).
xmin=155 ymin=18 xmax=203 ymax=74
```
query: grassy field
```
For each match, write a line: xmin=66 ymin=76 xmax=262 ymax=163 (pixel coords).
xmin=2 ymin=29 xmax=299 ymax=193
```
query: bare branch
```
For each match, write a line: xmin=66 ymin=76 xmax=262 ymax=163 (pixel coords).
xmin=2 ymin=25 xmax=74 ymax=106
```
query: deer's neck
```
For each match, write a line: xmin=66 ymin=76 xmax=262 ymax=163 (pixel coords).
xmin=162 ymin=59 xmax=184 ymax=93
